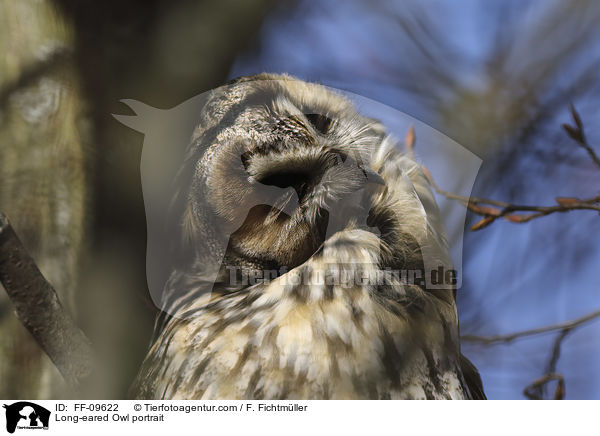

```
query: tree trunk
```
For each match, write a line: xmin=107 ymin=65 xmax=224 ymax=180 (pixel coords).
xmin=0 ymin=0 xmax=87 ymax=399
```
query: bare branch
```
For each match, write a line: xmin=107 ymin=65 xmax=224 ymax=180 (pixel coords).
xmin=524 ymin=330 xmax=571 ymax=400
xmin=547 ymin=329 xmax=570 ymax=374
xmin=463 ymin=309 xmax=600 ymax=400
xmin=415 ymin=109 xmax=600 ymax=231
xmin=523 ymin=373 xmax=565 ymax=400
xmin=563 ymin=104 xmax=600 ymax=169
xmin=423 ymin=166 xmax=600 ymax=230
xmin=461 ymin=308 xmax=600 ymax=345
xmin=0 ymin=212 xmax=94 ymax=388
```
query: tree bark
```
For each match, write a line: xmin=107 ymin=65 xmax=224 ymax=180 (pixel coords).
xmin=0 ymin=213 xmax=94 ymax=388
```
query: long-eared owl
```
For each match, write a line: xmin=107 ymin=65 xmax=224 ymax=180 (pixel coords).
xmin=131 ymin=74 xmax=485 ymax=400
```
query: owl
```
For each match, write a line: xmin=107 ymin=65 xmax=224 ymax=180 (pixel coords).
xmin=131 ymin=74 xmax=485 ymax=400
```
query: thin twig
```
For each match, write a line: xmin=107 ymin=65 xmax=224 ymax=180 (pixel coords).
xmin=526 ymin=330 xmax=571 ymax=400
xmin=547 ymin=329 xmax=570 ymax=374
xmin=523 ymin=373 xmax=565 ymax=400
xmin=417 ymin=106 xmax=600 ymax=230
xmin=0 ymin=212 xmax=94 ymax=388
xmin=461 ymin=308 xmax=600 ymax=345
xmin=578 ymin=141 xmax=600 ymax=169
xmin=463 ymin=309 xmax=600 ymax=400
xmin=423 ymin=166 xmax=600 ymax=230
xmin=563 ymin=104 xmax=600 ymax=170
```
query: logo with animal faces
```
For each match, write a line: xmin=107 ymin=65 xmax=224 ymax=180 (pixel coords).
xmin=3 ymin=402 xmax=50 ymax=433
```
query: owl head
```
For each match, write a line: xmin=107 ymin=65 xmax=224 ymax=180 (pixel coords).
xmin=157 ymin=74 xmax=455 ymax=308
xmin=114 ymin=74 xmax=455 ymax=312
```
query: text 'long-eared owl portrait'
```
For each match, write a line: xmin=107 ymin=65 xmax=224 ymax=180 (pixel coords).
xmin=131 ymin=74 xmax=485 ymax=400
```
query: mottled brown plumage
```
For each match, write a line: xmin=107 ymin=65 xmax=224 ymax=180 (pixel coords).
xmin=132 ymin=74 xmax=484 ymax=399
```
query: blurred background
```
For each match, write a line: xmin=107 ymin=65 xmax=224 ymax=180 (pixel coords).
xmin=0 ymin=0 xmax=599 ymax=399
